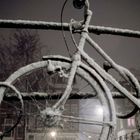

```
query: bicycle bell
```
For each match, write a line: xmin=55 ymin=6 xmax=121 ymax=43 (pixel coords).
xmin=73 ymin=0 xmax=86 ymax=9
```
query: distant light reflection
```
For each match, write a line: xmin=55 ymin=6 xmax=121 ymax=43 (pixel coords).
xmin=96 ymin=106 xmax=103 ymax=116
xmin=50 ymin=131 xmax=57 ymax=137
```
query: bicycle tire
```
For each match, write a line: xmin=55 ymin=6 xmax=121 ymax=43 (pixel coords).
xmin=2 ymin=55 xmax=116 ymax=140
xmin=0 ymin=82 xmax=23 ymax=139
xmin=116 ymin=104 xmax=138 ymax=119
xmin=104 ymin=66 xmax=139 ymax=119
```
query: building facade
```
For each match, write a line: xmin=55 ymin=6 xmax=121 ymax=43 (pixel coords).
xmin=114 ymin=79 xmax=140 ymax=140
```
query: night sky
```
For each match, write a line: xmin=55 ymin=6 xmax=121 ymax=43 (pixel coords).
xmin=0 ymin=0 xmax=140 ymax=71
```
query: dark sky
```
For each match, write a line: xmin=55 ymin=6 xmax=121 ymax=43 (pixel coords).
xmin=0 ymin=0 xmax=140 ymax=71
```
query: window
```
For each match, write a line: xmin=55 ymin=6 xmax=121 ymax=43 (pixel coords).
xmin=36 ymin=115 xmax=44 ymax=128
xmin=16 ymin=126 xmax=24 ymax=138
xmin=119 ymin=119 xmax=123 ymax=129
xmin=3 ymin=118 xmax=13 ymax=137
xmin=28 ymin=135 xmax=34 ymax=140
xmin=4 ymin=126 xmax=13 ymax=137
xmin=57 ymin=136 xmax=76 ymax=140
xmin=127 ymin=117 xmax=135 ymax=127
xmin=4 ymin=118 xmax=13 ymax=125
xmin=57 ymin=137 xmax=77 ymax=140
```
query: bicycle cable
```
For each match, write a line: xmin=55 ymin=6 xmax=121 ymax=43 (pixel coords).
xmin=61 ymin=0 xmax=72 ymax=57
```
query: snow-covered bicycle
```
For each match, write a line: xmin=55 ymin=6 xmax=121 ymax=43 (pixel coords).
xmin=0 ymin=0 xmax=140 ymax=139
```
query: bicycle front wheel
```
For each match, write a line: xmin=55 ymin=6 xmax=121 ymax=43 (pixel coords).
xmin=2 ymin=55 xmax=116 ymax=140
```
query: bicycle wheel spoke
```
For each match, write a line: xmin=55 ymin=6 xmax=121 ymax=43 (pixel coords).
xmin=60 ymin=115 xmax=112 ymax=127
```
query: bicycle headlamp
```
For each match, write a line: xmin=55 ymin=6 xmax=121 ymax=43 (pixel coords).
xmin=73 ymin=0 xmax=86 ymax=9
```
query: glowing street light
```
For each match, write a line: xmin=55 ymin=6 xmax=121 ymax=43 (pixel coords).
xmin=50 ymin=131 xmax=57 ymax=137
xmin=88 ymin=135 xmax=92 ymax=139
xmin=96 ymin=106 xmax=103 ymax=116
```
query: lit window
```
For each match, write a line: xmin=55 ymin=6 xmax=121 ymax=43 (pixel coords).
xmin=127 ymin=118 xmax=135 ymax=127
xmin=120 ymin=119 xmax=123 ymax=129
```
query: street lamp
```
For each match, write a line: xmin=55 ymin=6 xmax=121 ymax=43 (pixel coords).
xmin=50 ymin=131 xmax=57 ymax=137
xmin=96 ymin=106 xmax=103 ymax=116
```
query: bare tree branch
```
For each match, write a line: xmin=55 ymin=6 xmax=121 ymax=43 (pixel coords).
xmin=0 ymin=29 xmax=43 ymax=80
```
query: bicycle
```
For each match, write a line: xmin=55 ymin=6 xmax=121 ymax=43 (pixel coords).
xmin=0 ymin=0 xmax=140 ymax=139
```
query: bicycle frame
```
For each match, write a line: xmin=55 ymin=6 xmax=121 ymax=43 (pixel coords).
xmin=0 ymin=0 xmax=140 ymax=139
xmin=53 ymin=0 xmax=92 ymax=110
xmin=51 ymin=0 xmax=140 ymax=112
